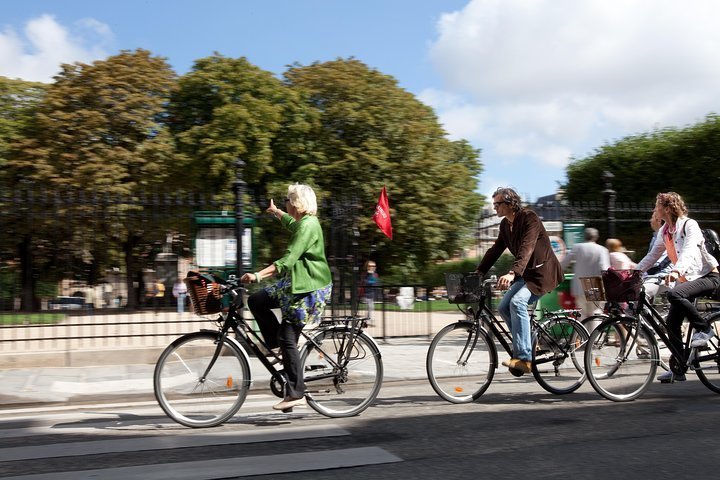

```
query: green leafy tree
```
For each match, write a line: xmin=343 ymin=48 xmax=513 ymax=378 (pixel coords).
xmin=168 ymin=54 xmax=312 ymax=199
xmin=168 ymin=54 xmax=315 ymax=265
xmin=4 ymin=49 xmax=177 ymax=309
xmin=0 ymin=77 xmax=46 ymax=169
xmin=0 ymin=77 xmax=47 ymax=309
xmin=282 ymin=58 xmax=483 ymax=279
xmin=566 ymin=114 xmax=720 ymax=204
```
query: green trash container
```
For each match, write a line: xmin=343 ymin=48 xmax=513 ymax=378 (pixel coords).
xmin=537 ymin=274 xmax=573 ymax=313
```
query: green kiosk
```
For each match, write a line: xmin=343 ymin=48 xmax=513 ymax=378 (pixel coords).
xmin=193 ymin=211 xmax=255 ymax=280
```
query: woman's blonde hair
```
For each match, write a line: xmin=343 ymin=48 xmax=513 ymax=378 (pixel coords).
xmin=287 ymin=183 xmax=318 ymax=215
xmin=605 ymin=238 xmax=625 ymax=253
xmin=656 ymin=192 xmax=687 ymax=222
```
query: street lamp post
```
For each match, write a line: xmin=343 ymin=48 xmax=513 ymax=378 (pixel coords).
xmin=603 ymin=170 xmax=616 ymax=239
xmin=234 ymin=158 xmax=246 ymax=278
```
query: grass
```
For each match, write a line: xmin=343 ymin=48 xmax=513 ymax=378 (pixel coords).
xmin=359 ymin=298 xmax=462 ymax=312
xmin=0 ymin=313 xmax=66 ymax=325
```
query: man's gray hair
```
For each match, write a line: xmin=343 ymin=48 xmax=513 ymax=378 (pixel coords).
xmin=584 ymin=228 xmax=599 ymax=242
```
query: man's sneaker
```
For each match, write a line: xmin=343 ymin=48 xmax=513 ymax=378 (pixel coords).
xmin=690 ymin=328 xmax=716 ymax=347
xmin=657 ymin=370 xmax=686 ymax=383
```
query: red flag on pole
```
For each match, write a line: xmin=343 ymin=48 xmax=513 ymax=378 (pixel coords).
xmin=372 ymin=186 xmax=393 ymax=240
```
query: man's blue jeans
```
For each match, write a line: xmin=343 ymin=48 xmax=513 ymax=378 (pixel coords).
xmin=498 ymin=278 xmax=540 ymax=361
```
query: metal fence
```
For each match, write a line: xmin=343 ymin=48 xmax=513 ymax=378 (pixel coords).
xmin=0 ymin=283 xmax=455 ymax=368
xmin=478 ymin=198 xmax=720 ymax=258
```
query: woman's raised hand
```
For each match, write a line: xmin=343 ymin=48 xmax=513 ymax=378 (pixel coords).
xmin=266 ymin=199 xmax=277 ymax=214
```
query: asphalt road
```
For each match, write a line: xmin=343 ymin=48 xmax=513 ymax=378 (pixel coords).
xmin=1 ymin=374 xmax=719 ymax=479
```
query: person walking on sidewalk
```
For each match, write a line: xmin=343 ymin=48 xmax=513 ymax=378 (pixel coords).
xmin=360 ymin=260 xmax=381 ymax=322
xmin=560 ymin=227 xmax=610 ymax=326
xmin=240 ymin=183 xmax=333 ymax=411
xmin=475 ymin=187 xmax=563 ymax=375
xmin=635 ymin=192 xmax=719 ymax=383
xmin=172 ymin=280 xmax=188 ymax=314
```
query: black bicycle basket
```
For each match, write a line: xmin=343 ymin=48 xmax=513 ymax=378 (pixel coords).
xmin=445 ymin=272 xmax=482 ymax=304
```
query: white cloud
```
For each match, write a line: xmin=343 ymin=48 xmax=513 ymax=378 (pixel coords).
xmin=0 ymin=14 xmax=112 ymax=82
xmin=426 ymin=0 xmax=720 ymax=197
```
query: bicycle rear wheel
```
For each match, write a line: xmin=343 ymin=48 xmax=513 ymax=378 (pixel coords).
xmin=532 ymin=317 xmax=589 ymax=394
xmin=301 ymin=329 xmax=383 ymax=418
xmin=154 ymin=331 xmax=251 ymax=427
xmin=585 ymin=316 xmax=658 ymax=402
xmin=426 ymin=322 xmax=496 ymax=403
xmin=694 ymin=312 xmax=720 ymax=394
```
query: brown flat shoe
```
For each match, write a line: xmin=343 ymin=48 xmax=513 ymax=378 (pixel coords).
xmin=502 ymin=358 xmax=532 ymax=374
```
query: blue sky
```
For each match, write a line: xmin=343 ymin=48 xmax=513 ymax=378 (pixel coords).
xmin=3 ymin=0 xmax=720 ymax=202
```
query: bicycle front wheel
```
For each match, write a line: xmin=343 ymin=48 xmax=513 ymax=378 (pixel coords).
xmin=584 ymin=316 xmax=658 ymax=402
xmin=694 ymin=312 xmax=720 ymax=394
xmin=154 ymin=331 xmax=251 ymax=428
xmin=301 ymin=329 xmax=383 ymax=418
xmin=532 ymin=317 xmax=589 ymax=394
xmin=426 ymin=322 xmax=496 ymax=404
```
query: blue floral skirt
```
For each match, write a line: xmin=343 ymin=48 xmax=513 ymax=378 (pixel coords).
xmin=264 ymin=277 xmax=333 ymax=326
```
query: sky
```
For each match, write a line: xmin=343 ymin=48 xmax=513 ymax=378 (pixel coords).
xmin=3 ymin=0 xmax=720 ymax=202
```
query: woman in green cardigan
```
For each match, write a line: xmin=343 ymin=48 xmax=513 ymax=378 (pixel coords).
xmin=241 ymin=183 xmax=332 ymax=411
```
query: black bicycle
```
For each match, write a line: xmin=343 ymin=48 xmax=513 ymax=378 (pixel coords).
xmin=582 ymin=273 xmax=720 ymax=402
xmin=153 ymin=273 xmax=383 ymax=427
xmin=426 ymin=273 xmax=589 ymax=403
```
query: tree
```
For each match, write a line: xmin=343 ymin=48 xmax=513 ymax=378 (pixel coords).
xmin=565 ymin=114 xmax=720 ymax=204
xmin=168 ymin=54 xmax=316 ymax=266
xmin=168 ymin=54 xmax=312 ymax=200
xmin=4 ymin=49 xmax=177 ymax=310
xmin=282 ymin=58 xmax=483 ymax=279
xmin=0 ymin=77 xmax=47 ymax=309
xmin=0 ymin=77 xmax=46 ymax=169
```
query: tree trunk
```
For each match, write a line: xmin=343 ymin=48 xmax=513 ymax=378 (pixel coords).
xmin=123 ymin=234 xmax=140 ymax=310
xmin=19 ymin=234 xmax=35 ymax=312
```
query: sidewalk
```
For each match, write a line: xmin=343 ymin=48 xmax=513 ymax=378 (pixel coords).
xmin=0 ymin=336 xmax=471 ymax=407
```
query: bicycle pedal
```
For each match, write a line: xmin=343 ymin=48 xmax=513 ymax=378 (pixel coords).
xmin=281 ymin=407 xmax=293 ymax=413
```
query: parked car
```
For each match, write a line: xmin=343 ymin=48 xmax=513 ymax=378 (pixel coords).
xmin=48 ymin=296 xmax=86 ymax=310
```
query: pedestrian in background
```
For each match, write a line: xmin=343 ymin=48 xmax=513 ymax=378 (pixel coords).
xmin=643 ymin=211 xmax=674 ymax=302
xmin=560 ymin=227 xmax=610 ymax=328
xmin=360 ymin=260 xmax=380 ymax=322
xmin=172 ymin=279 xmax=188 ymax=314
xmin=606 ymin=238 xmax=636 ymax=270
xmin=153 ymin=279 xmax=165 ymax=313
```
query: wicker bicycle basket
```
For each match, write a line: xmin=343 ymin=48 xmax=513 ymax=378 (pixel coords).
xmin=445 ymin=272 xmax=482 ymax=304
xmin=580 ymin=276 xmax=606 ymax=302
xmin=580 ymin=270 xmax=643 ymax=303
xmin=184 ymin=271 xmax=223 ymax=315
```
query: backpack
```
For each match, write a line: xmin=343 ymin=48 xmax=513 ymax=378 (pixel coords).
xmin=681 ymin=222 xmax=720 ymax=263
xmin=702 ymin=228 xmax=720 ymax=263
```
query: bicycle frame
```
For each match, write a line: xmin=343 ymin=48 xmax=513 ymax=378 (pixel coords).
xmin=462 ymin=281 xmax=578 ymax=359
xmin=633 ymin=289 xmax=707 ymax=370
xmin=206 ymin=288 xmax=372 ymax=396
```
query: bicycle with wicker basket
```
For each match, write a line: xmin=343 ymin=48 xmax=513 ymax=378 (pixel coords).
xmin=425 ymin=273 xmax=590 ymax=403
xmin=152 ymin=271 xmax=383 ymax=427
xmin=581 ymin=269 xmax=720 ymax=402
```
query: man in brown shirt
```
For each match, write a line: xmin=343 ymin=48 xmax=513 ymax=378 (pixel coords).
xmin=476 ymin=187 xmax=563 ymax=374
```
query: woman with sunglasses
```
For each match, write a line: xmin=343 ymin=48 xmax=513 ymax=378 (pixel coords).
xmin=241 ymin=183 xmax=333 ymax=410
